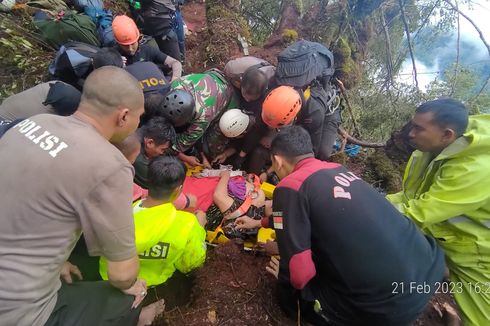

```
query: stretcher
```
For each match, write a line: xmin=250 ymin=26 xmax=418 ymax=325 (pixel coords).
xmin=183 ymin=164 xmax=276 ymax=247
xmin=206 ymin=181 xmax=276 ymax=247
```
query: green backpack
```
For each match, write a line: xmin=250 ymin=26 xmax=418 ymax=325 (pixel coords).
xmin=34 ymin=11 xmax=100 ymax=49
xmin=27 ymin=0 xmax=68 ymax=13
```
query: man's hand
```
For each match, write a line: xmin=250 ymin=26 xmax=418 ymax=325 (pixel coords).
xmin=60 ymin=261 xmax=83 ymax=284
xmin=259 ymin=172 xmax=268 ymax=183
xmin=121 ymin=56 xmax=127 ymax=67
xmin=219 ymin=170 xmax=231 ymax=178
xmin=195 ymin=210 xmax=207 ymax=227
xmin=181 ymin=154 xmax=202 ymax=167
xmin=266 ymin=256 xmax=280 ymax=279
xmin=235 ymin=216 xmax=261 ymax=229
xmin=122 ymin=278 xmax=148 ymax=309
xmin=212 ymin=153 xmax=228 ymax=165
xmin=201 ymin=152 xmax=212 ymax=169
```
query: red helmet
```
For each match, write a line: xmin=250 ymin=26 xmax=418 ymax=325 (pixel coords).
xmin=261 ymin=86 xmax=302 ymax=128
xmin=112 ymin=15 xmax=140 ymax=45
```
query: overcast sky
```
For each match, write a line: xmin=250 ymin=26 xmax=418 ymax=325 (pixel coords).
xmin=398 ymin=0 xmax=490 ymax=90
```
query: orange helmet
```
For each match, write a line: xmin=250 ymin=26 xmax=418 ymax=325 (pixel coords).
xmin=112 ymin=15 xmax=140 ymax=45
xmin=261 ymin=86 xmax=302 ymax=128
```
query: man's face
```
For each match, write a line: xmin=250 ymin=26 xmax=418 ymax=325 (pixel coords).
xmin=144 ymin=139 xmax=170 ymax=159
xmin=271 ymin=155 xmax=287 ymax=180
xmin=408 ymin=111 xmax=451 ymax=153
xmin=119 ymin=41 xmax=139 ymax=56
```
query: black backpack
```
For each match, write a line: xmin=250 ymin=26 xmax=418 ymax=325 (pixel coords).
xmin=275 ymin=40 xmax=335 ymax=88
xmin=48 ymin=41 xmax=100 ymax=89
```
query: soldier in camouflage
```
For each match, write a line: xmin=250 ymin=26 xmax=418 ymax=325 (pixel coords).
xmin=163 ymin=70 xmax=239 ymax=166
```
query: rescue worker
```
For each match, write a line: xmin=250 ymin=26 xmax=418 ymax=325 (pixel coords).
xmin=133 ymin=116 xmax=176 ymax=189
xmin=235 ymin=85 xmax=303 ymax=175
xmin=112 ymin=15 xmax=182 ymax=81
xmin=126 ymin=61 xmax=171 ymax=97
xmin=163 ymin=71 xmax=239 ymax=167
xmin=261 ymin=85 xmax=341 ymax=162
xmin=99 ymin=155 xmax=206 ymax=311
xmin=198 ymin=108 xmax=255 ymax=167
xmin=0 ymin=81 xmax=81 ymax=123
xmin=224 ymin=56 xmax=275 ymax=100
xmin=0 ymin=67 xmax=156 ymax=326
xmin=139 ymin=0 xmax=181 ymax=61
xmin=223 ymin=56 xmax=276 ymax=169
xmin=236 ymin=126 xmax=445 ymax=325
xmin=387 ymin=98 xmax=490 ymax=325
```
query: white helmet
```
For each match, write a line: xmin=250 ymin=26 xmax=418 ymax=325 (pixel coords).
xmin=0 ymin=0 xmax=16 ymax=11
xmin=219 ymin=109 xmax=250 ymax=138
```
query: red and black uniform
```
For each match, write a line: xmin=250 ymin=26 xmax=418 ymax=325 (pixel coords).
xmin=264 ymin=157 xmax=445 ymax=325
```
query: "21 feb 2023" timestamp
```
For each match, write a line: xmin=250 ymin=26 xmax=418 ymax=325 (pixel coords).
xmin=392 ymin=281 xmax=490 ymax=294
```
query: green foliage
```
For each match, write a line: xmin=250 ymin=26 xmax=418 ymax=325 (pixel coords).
xmin=0 ymin=13 xmax=54 ymax=100
xmin=281 ymin=29 xmax=298 ymax=43
xmin=425 ymin=64 xmax=490 ymax=114
xmin=240 ymin=0 xmax=281 ymax=45
xmin=333 ymin=37 xmax=361 ymax=88
xmin=344 ymin=75 xmax=423 ymax=142
xmin=205 ymin=0 xmax=251 ymax=66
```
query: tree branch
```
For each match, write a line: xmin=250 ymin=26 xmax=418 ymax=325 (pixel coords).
xmin=443 ymin=0 xmax=490 ymax=101
xmin=338 ymin=127 xmax=385 ymax=148
xmin=336 ymin=79 xmax=362 ymax=137
xmin=398 ymin=0 xmax=419 ymax=88
xmin=380 ymin=8 xmax=394 ymax=89
xmin=392 ymin=0 xmax=440 ymax=76
xmin=450 ymin=0 xmax=460 ymax=96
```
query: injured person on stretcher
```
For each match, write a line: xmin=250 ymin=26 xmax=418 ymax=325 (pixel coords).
xmin=205 ymin=169 xmax=272 ymax=239
xmin=179 ymin=166 xmax=272 ymax=239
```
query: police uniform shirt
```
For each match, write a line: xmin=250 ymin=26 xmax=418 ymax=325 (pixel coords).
xmin=126 ymin=61 xmax=170 ymax=94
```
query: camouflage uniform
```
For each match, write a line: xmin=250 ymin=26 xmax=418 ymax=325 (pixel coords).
xmin=170 ymin=70 xmax=238 ymax=154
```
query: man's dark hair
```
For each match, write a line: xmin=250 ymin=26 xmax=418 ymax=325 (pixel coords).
xmin=141 ymin=92 xmax=165 ymax=125
xmin=93 ymin=47 xmax=124 ymax=69
xmin=142 ymin=116 xmax=176 ymax=145
xmin=270 ymin=126 xmax=313 ymax=161
xmin=147 ymin=155 xmax=187 ymax=200
xmin=416 ymin=98 xmax=469 ymax=137
xmin=241 ymin=68 xmax=268 ymax=98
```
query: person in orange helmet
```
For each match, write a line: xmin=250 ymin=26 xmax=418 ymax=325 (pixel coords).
xmin=261 ymin=84 xmax=341 ymax=161
xmin=112 ymin=15 xmax=182 ymax=81
xmin=235 ymin=85 xmax=302 ymax=175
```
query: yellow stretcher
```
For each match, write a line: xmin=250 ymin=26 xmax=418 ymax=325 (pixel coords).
xmin=185 ymin=165 xmax=203 ymax=176
xmin=183 ymin=164 xmax=276 ymax=246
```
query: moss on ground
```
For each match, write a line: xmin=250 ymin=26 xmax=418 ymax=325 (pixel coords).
xmin=363 ymin=149 xmax=403 ymax=193
xmin=205 ymin=0 xmax=251 ymax=67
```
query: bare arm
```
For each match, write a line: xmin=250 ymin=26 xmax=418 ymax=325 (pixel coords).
xmin=213 ymin=170 xmax=234 ymax=213
xmin=106 ymin=255 xmax=139 ymax=290
xmin=164 ymin=55 xmax=183 ymax=81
